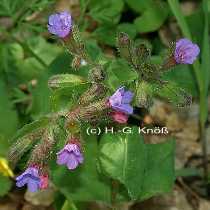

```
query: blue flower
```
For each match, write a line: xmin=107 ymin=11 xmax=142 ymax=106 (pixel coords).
xmin=48 ymin=11 xmax=72 ymax=38
xmin=57 ymin=143 xmax=84 ymax=170
xmin=109 ymin=87 xmax=134 ymax=114
xmin=16 ymin=167 xmax=41 ymax=192
xmin=174 ymin=38 xmax=200 ymax=64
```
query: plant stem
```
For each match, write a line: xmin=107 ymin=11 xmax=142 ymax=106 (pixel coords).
xmin=200 ymin=94 xmax=210 ymax=194
xmin=111 ymin=179 xmax=119 ymax=210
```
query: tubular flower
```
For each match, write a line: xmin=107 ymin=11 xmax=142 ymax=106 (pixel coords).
xmin=108 ymin=87 xmax=134 ymax=114
xmin=16 ymin=167 xmax=41 ymax=192
xmin=111 ymin=111 xmax=128 ymax=124
xmin=174 ymin=38 xmax=200 ymax=64
xmin=40 ymin=175 xmax=49 ymax=190
xmin=57 ymin=143 xmax=84 ymax=170
xmin=48 ymin=11 xmax=72 ymax=38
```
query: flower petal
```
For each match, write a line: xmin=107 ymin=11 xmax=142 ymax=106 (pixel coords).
xmin=27 ymin=180 xmax=40 ymax=192
xmin=113 ymin=104 xmax=133 ymax=114
xmin=67 ymin=154 xmax=79 ymax=170
xmin=57 ymin=151 xmax=69 ymax=165
xmin=122 ymin=91 xmax=134 ymax=103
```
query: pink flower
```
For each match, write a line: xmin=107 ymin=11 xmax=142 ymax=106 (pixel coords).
xmin=40 ymin=175 xmax=49 ymax=190
xmin=111 ymin=111 xmax=128 ymax=124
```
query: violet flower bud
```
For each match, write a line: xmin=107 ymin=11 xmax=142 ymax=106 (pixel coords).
xmin=57 ymin=143 xmax=84 ymax=170
xmin=108 ymin=87 xmax=134 ymax=114
xmin=48 ymin=11 xmax=72 ymax=38
xmin=16 ymin=167 xmax=41 ymax=192
xmin=174 ymin=38 xmax=200 ymax=64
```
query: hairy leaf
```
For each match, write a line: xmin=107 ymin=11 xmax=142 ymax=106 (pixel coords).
xmin=99 ymin=127 xmax=175 ymax=200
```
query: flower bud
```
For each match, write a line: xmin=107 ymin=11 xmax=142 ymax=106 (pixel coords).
xmin=110 ymin=111 xmax=128 ymax=124
xmin=48 ymin=74 xmax=86 ymax=90
xmin=135 ymin=81 xmax=153 ymax=108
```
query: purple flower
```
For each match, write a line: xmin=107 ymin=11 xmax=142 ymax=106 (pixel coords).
xmin=174 ymin=38 xmax=200 ymax=64
xmin=16 ymin=167 xmax=41 ymax=192
xmin=57 ymin=144 xmax=84 ymax=170
xmin=48 ymin=11 xmax=72 ymax=38
xmin=108 ymin=87 xmax=134 ymax=114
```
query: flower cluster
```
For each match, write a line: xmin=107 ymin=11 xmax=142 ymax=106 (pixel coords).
xmin=16 ymin=138 xmax=83 ymax=192
xmin=14 ymin=11 xmax=201 ymax=193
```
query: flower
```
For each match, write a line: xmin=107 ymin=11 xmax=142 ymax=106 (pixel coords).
xmin=111 ymin=111 xmax=128 ymax=124
xmin=174 ymin=38 xmax=200 ymax=64
xmin=40 ymin=175 xmax=49 ymax=190
xmin=48 ymin=11 xmax=72 ymax=38
xmin=16 ymin=167 xmax=41 ymax=192
xmin=57 ymin=143 xmax=84 ymax=170
xmin=108 ymin=87 xmax=134 ymax=114
xmin=0 ymin=157 xmax=14 ymax=177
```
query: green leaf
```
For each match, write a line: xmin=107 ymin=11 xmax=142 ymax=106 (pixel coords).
xmin=200 ymin=0 xmax=210 ymax=125
xmin=117 ymin=23 xmax=137 ymax=39
xmin=8 ymin=116 xmax=50 ymax=163
xmin=11 ymin=37 xmax=61 ymax=81
xmin=89 ymin=0 xmax=124 ymax=24
xmin=50 ymin=85 xmax=89 ymax=112
xmin=61 ymin=200 xmax=78 ymax=210
xmin=12 ymin=116 xmax=50 ymax=140
xmin=99 ymin=127 xmax=147 ymax=199
xmin=0 ymin=80 xmax=18 ymax=156
xmin=52 ymin=128 xmax=111 ymax=203
xmin=93 ymin=24 xmax=137 ymax=47
xmin=134 ymin=1 xmax=169 ymax=33
xmin=30 ymin=52 xmax=74 ymax=118
xmin=92 ymin=25 xmax=117 ymax=46
xmin=162 ymin=65 xmax=198 ymax=97
xmin=125 ymin=0 xmax=153 ymax=13
xmin=0 ymin=80 xmax=18 ymax=138
xmin=48 ymin=74 xmax=88 ymax=90
xmin=0 ymin=175 xmax=12 ymax=197
xmin=85 ymin=39 xmax=103 ymax=61
xmin=30 ymin=73 xmax=52 ymax=119
xmin=168 ymin=0 xmax=192 ymax=39
xmin=154 ymin=81 xmax=192 ymax=107
xmin=105 ymin=59 xmax=138 ymax=90
xmin=140 ymin=140 xmax=175 ymax=200
xmin=99 ymin=127 xmax=175 ymax=200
